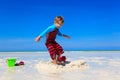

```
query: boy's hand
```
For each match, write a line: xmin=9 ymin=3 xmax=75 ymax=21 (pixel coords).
xmin=64 ymin=36 xmax=70 ymax=39
xmin=35 ymin=36 xmax=41 ymax=42
xmin=62 ymin=34 xmax=70 ymax=39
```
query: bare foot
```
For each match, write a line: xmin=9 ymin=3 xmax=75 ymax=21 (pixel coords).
xmin=51 ymin=60 xmax=57 ymax=64
xmin=57 ymin=61 xmax=65 ymax=65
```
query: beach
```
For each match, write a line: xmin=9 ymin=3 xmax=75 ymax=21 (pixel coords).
xmin=0 ymin=51 xmax=120 ymax=80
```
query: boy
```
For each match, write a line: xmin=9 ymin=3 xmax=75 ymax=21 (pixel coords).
xmin=35 ymin=16 xmax=70 ymax=64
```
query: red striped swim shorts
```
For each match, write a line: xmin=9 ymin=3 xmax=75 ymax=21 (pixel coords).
xmin=46 ymin=42 xmax=64 ymax=60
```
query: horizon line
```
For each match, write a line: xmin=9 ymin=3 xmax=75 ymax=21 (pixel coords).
xmin=0 ymin=50 xmax=120 ymax=52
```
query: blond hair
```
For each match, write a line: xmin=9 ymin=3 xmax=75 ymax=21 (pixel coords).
xmin=54 ymin=16 xmax=64 ymax=24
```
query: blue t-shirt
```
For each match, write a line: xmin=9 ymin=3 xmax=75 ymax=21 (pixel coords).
xmin=39 ymin=24 xmax=63 ymax=37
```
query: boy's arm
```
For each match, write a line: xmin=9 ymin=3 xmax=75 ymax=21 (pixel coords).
xmin=39 ymin=27 xmax=52 ymax=38
xmin=62 ymin=34 xmax=70 ymax=39
xmin=35 ymin=36 xmax=42 ymax=42
xmin=57 ymin=30 xmax=63 ymax=36
xmin=57 ymin=30 xmax=70 ymax=39
xmin=35 ymin=26 xmax=54 ymax=42
xmin=35 ymin=28 xmax=50 ymax=42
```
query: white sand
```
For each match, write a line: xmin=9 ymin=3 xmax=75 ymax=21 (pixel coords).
xmin=35 ymin=60 xmax=89 ymax=73
xmin=0 ymin=51 xmax=120 ymax=80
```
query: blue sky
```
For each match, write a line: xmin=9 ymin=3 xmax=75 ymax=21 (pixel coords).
xmin=0 ymin=0 xmax=120 ymax=51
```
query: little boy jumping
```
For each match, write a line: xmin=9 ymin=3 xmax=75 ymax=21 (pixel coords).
xmin=35 ymin=16 xmax=70 ymax=64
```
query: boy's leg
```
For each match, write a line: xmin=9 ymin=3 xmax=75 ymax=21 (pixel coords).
xmin=52 ymin=59 xmax=57 ymax=64
xmin=55 ymin=43 xmax=64 ymax=62
xmin=56 ymin=54 xmax=61 ymax=63
xmin=46 ymin=43 xmax=58 ymax=64
xmin=55 ymin=43 xmax=64 ymax=54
